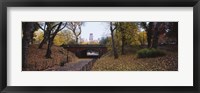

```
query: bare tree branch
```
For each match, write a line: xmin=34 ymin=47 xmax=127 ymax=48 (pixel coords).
xmin=36 ymin=22 xmax=45 ymax=31
xmin=59 ymin=22 xmax=67 ymax=31
xmin=49 ymin=23 xmax=59 ymax=34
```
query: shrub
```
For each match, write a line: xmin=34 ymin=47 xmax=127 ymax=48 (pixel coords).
xmin=136 ymin=48 xmax=165 ymax=58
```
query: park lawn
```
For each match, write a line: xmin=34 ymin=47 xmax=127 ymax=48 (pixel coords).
xmin=91 ymin=51 xmax=178 ymax=71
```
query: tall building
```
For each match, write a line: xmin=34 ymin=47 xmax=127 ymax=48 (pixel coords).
xmin=89 ymin=33 xmax=93 ymax=41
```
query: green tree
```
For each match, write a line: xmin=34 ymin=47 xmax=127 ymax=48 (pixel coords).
xmin=115 ymin=22 xmax=139 ymax=54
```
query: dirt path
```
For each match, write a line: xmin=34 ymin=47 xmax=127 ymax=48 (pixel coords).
xmin=44 ymin=59 xmax=93 ymax=71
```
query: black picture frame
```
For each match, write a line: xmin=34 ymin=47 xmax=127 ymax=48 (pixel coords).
xmin=0 ymin=0 xmax=199 ymax=93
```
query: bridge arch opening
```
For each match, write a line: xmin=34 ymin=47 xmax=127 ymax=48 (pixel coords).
xmin=86 ymin=49 xmax=100 ymax=56
xmin=76 ymin=49 xmax=101 ymax=58
xmin=62 ymin=44 xmax=107 ymax=58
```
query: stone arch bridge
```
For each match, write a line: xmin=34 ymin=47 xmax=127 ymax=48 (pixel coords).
xmin=62 ymin=44 xmax=107 ymax=58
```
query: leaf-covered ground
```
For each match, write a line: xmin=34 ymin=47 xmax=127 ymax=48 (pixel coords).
xmin=91 ymin=51 xmax=178 ymax=71
xmin=44 ymin=59 xmax=93 ymax=71
xmin=24 ymin=44 xmax=78 ymax=71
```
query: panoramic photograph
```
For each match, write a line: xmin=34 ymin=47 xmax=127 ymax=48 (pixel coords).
xmin=22 ymin=22 xmax=178 ymax=71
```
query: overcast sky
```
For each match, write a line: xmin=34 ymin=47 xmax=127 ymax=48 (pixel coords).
xmin=80 ymin=22 xmax=110 ymax=41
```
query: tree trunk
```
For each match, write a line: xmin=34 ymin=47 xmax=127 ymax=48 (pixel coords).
xmin=45 ymin=38 xmax=53 ymax=58
xmin=38 ymin=36 xmax=48 ymax=49
xmin=110 ymin=22 xmax=118 ymax=59
xmin=45 ymin=22 xmax=62 ymax=58
xmin=146 ymin=22 xmax=154 ymax=48
xmin=147 ymin=30 xmax=152 ymax=48
xmin=45 ymin=25 xmax=52 ymax=58
xmin=152 ymin=30 xmax=159 ymax=48
xmin=22 ymin=22 xmax=35 ymax=70
xmin=111 ymin=31 xmax=118 ymax=59
xmin=75 ymin=36 xmax=78 ymax=44
xmin=22 ymin=31 xmax=29 ymax=69
xmin=45 ymin=32 xmax=52 ymax=58
xmin=120 ymin=23 xmax=125 ymax=55
xmin=152 ymin=23 xmax=161 ymax=49
xmin=30 ymin=32 xmax=34 ymax=44
xmin=38 ymin=22 xmax=53 ymax=49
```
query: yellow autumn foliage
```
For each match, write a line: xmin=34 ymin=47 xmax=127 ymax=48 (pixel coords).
xmin=53 ymin=32 xmax=65 ymax=46
xmin=33 ymin=29 xmax=44 ymax=44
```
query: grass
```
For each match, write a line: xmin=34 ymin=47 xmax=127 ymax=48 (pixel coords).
xmin=91 ymin=50 xmax=178 ymax=71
